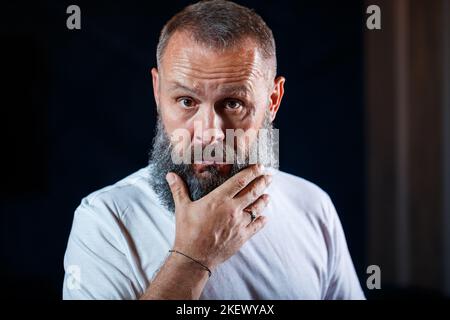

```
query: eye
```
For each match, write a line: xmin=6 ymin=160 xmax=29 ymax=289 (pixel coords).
xmin=177 ymin=97 xmax=196 ymax=109
xmin=223 ymin=99 xmax=244 ymax=110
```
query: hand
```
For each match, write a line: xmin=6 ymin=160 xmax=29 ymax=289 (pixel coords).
xmin=166 ymin=164 xmax=272 ymax=271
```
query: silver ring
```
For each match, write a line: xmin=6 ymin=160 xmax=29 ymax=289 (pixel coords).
xmin=245 ymin=209 xmax=257 ymax=223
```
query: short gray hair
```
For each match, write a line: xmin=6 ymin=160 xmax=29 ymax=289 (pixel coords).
xmin=156 ymin=0 xmax=277 ymax=76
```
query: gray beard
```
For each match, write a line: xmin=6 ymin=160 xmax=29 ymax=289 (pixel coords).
xmin=148 ymin=115 xmax=277 ymax=213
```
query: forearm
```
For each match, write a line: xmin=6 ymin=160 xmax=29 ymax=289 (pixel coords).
xmin=140 ymin=252 xmax=210 ymax=300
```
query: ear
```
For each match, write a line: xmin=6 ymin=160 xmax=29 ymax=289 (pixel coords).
xmin=151 ymin=67 xmax=160 ymax=109
xmin=268 ymin=76 xmax=285 ymax=122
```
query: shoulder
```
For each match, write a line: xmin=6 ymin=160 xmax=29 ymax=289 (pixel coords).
xmin=75 ymin=167 xmax=158 ymax=221
xmin=270 ymin=169 xmax=336 ymax=223
xmin=272 ymin=170 xmax=329 ymax=197
xmin=271 ymin=169 xmax=333 ymax=207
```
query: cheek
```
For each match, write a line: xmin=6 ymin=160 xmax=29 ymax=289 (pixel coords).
xmin=240 ymin=92 xmax=269 ymax=125
xmin=160 ymin=109 xmax=196 ymax=149
xmin=231 ymin=104 xmax=266 ymax=131
xmin=234 ymin=110 xmax=267 ymax=149
xmin=163 ymin=115 xmax=194 ymax=137
xmin=159 ymin=98 xmax=187 ymax=130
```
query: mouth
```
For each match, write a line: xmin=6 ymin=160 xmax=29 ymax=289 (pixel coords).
xmin=192 ymin=163 xmax=232 ymax=177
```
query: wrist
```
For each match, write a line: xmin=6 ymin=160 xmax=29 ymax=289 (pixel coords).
xmin=140 ymin=250 xmax=210 ymax=300
xmin=168 ymin=250 xmax=212 ymax=280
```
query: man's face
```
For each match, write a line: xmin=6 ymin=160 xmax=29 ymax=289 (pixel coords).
xmin=152 ymin=31 xmax=284 ymax=178
xmin=148 ymin=31 xmax=284 ymax=212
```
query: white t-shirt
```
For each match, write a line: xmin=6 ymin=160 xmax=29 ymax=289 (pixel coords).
xmin=63 ymin=167 xmax=365 ymax=299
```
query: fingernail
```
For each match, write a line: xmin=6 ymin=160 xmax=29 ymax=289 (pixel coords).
xmin=258 ymin=164 xmax=265 ymax=172
xmin=267 ymin=175 xmax=273 ymax=183
xmin=166 ymin=172 xmax=175 ymax=184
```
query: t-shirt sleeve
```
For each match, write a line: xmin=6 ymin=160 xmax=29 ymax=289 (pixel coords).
xmin=62 ymin=198 xmax=141 ymax=300
xmin=323 ymin=195 xmax=366 ymax=300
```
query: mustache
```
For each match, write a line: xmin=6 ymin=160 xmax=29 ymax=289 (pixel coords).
xmin=172 ymin=141 xmax=243 ymax=164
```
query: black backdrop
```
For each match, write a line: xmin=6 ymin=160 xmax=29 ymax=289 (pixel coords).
xmin=0 ymin=0 xmax=365 ymax=299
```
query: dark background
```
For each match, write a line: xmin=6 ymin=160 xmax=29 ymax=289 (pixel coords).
xmin=0 ymin=0 xmax=366 ymax=299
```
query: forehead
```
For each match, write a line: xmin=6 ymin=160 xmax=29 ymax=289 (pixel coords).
xmin=159 ymin=31 xmax=268 ymax=93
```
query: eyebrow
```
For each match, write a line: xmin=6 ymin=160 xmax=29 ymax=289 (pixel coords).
xmin=220 ymin=85 xmax=250 ymax=97
xmin=168 ymin=82 xmax=199 ymax=95
xmin=168 ymin=81 xmax=250 ymax=98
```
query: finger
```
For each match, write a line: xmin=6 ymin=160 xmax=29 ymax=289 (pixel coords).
xmin=166 ymin=172 xmax=190 ymax=207
xmin=245 ymin=215 xmax=267 ymax=236
xmin=243 ymin=194 xmax=270 ymax=224
xmin=212 ymin=164 xmax=265 ymax=198
xmin=234 ymin=175 xmax=272 ymax=209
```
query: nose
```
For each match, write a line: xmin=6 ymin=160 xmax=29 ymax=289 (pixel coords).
xmin=193 ymin=105 xmax=225 ymax=145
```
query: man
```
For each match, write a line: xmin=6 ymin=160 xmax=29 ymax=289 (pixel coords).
xmin=63 ymin=0 xmax=365 ymax=299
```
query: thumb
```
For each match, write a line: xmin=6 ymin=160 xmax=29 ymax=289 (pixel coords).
xmin=166 ymin=172 xmax=190 ymax=206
